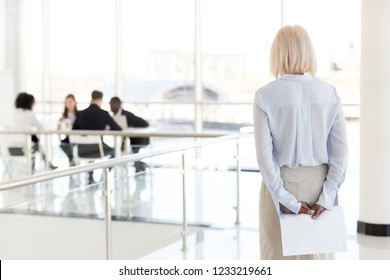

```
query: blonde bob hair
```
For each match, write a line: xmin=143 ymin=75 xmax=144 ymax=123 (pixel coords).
xmin=270 ymin=25 xmax=317 ymax=78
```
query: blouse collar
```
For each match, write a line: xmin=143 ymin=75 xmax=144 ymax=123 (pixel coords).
xmin=280 ymin=73 xmax=313 ymax=81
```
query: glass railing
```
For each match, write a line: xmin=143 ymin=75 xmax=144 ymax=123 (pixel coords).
xmin=0 ymin=131 xmax=251 ymax=259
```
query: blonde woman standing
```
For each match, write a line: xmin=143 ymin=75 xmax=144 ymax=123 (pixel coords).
xmin=253 ymin=25 xmax=348 ymax=260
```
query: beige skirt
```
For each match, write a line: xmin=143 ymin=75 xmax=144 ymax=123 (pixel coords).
xmin=259 ymin=164 xmax=335 ymax=260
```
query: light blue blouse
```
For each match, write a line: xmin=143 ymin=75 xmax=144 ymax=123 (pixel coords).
xmin=253 ymin=74 xmax=348 ymax=214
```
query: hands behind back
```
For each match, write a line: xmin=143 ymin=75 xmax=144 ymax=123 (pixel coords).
xmin=311 ymin=204 xmax=325 ymax=219
xmin=282 ymin=203 xmax=325 ymax=219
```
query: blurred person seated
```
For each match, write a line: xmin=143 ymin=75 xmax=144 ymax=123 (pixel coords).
xmin=73 ymin=90 xmax=121 ymax=183
xmin=58 ymin=94 xmax=78 ymax=167
xmin=109 ymin=96 xmax=150 ymax=173
xmin=10 ymin=92 xmax=57 ymax=170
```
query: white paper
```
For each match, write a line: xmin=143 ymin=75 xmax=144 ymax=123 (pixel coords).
xmin=280 ymin=206 xmax=347 ymax=256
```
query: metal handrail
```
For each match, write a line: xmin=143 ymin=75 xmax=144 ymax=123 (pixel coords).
xmin=0 ymin=129 xmax=227 ymax=138
xmin=0 ymin=133 xmax=244 ymax=191
xmin=0 ymin=128 xmax=231 ymax=178
xmin=35 ymin=100 xmax=361 ymax=106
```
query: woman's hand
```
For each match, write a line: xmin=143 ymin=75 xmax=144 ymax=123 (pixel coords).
xmin=311 ymin=204 xmax=325 ymax=219
xmin=298 ymin=202 xmax=314 ymax=215
xmin=281 ymin=202 xmax=314 ymax=215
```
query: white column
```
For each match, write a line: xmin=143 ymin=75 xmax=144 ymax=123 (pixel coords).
xmin=115 ymin=0 xmax=124 ymax=99
xmin=42 ymin=0 xmax=51 ymax=109
xmin=280 ymin=0 xmax=286 ymax=27
xmin=194 ymin=0 xmax=202 ymax=134
xmin=359 ymin=0 xmax=390 ymax=236
xmin=1 ymin=0 xmax=18 ymax=122
xmin=0 ymin=0 xmax=6 ymax=69
xmin=5 ymin=0 xmax=20 ymax=91
xmin=194 ymin=0 xmax=203 ymax=159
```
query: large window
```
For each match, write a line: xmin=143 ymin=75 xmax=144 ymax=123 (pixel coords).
xmin=119 ymin=0 xmax=195 ymax=124
xmin=49 ymin=0 xmax=116 ymax=106
xmin=3 ymin=0 xmax=361 ymax=128
xmin=11 ymin=0 xmax=43 ymax=100
xmin=200 ymin=0 xmax=280 ymax=128
xmin=201 ymin=0 xmax=280 ymax=97
xmin=0 ymin=0 xmax=6 ymax=68
xmin=285 ymin=0 xmax=360 ymax=106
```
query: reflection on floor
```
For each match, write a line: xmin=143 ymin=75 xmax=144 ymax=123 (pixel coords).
xmin=0 ymin=213 xmax=202 ymax=260
xmin=0 ymin=122 xmax=389 ymax=259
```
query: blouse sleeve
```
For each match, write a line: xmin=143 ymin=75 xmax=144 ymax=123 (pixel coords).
xmin=253 ymin=93 xmax=301 ymax=214
xmin=317 ymin=95 xmax=349 ymax=209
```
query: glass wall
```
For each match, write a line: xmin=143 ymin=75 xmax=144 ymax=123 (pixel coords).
xmin=49 ymin=0 xmax=116 ymax=107
xmin=0 ymin=0 xmax=6 ymax=69
xmin=120 ymin=0 xmax=195 ymax=125
xmin=7 ymin=0 xmax=43 ymax=99
xmin=122 ymin=0 xmax=194 ymax=83
xmin=201 ymin=0 xmax=280 ymax=98
xmin=284 ymin=0 xmax=360 ymax=106
xmin=200 ymin=0 xmax=280 ymax=128
xmin=1 ymin=0 xmax=361 ymax=129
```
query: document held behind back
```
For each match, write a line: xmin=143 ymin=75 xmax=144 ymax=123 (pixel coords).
xmin=280 ymin=206 xmax=347 ymax=256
